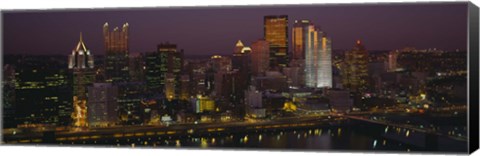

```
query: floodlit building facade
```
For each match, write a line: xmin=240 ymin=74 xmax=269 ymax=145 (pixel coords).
xmin=264 ymin=15 xmax=289 ymax=68
xmin=103 ymin=22 xmax=130 ymax=83
xmin=250 ymin=39 xmax=270 ymax=76
xmin=68 ymin=33 xmax=96 ymax=127
xmin=304 ymin=24 xmax=333 ymax=88
xmin=342 ymin=40 xmax=369 ymax=93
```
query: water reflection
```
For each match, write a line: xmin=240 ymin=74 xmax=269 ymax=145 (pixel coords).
xmin=48 ymin=125 xmax=466 ymax=153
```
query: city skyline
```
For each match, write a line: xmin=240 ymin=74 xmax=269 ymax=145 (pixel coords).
xmin=2 ymin=2 xmax=472 ymax=153
xmin=3 ymin=2 xmax=468 ymax=56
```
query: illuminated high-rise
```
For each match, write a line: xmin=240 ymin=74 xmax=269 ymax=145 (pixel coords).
xmin=69 ymin=33 xmax=94 ymax=70
xmin=145 ymin=51 xmax=163 ymax=93
xmin=161 ymin=43 xmax=184 ymax=101
xmin=290 ymin=20 xmax=315 ymax=88
xmin=232 ymin=40 xmax=251 ymax=71
xmin=129 ymin=52 xmax=145 ymax=82
xmin=68 ymin=33 xmax=96 ymax=127
xmin=179 ymin=74 xmax=190 ymax=100
xmin=117 ymin=82 xmax=144 ymax=125
xmin=232 ymin=40 xmax=252 ymax=88
xmin=264 ymin=15 xmax=289 ymax=69
xmin=304 ymin=24 xmax=332 ymax=88
xmin=387 ymin=50 xmax=399 ymax=72
xmin=250 ymin=39 xmax=270 ymax=76
xmin=87 ymin=83 xmax=119 ymax=127
xmin=146 ymin=42 xmax=184 ymax=99
xmin=292 ymin=20 xmax=312 ymax=60
xmin=207 ymin=55 xmax=231 ymax=95
xmin=103 ymin=22 xmax=130 ymax=83
xmin=317 ymin=32 xmax=332 ymax=88
xmin=342 ymin=40 xmax=369 ymax=92
xmin=14 ymin=56 xmax=72 ymax=127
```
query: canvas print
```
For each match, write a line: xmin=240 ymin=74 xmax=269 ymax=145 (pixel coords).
xmin=1 ymin=2 xmax=476 ymax=154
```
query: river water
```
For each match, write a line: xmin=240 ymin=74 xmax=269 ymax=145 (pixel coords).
xmin=51 ymin=124 xmax=465 ymax=154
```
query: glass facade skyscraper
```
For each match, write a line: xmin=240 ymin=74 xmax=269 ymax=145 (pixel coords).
xmin=303 ymin=23 xmax=333 ymax=88
xmin=264 ymin=15 xmax=289 ymax=69
xmin=103 ymin=22 xmax=130 ymax=83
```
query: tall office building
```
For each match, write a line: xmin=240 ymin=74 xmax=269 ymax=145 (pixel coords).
xmin=304 ymin=24 xmax=333 ymax=88
xmin=232 ymin=40 xmax=252 ymax=88
xmin=207 ymin=55 xmax=231 ymax=95
xmin=232 ymin=40 xmax=250 ymax=70
xmin=290 ymin=20 xmax=316 ymax=88
xmin=145 ymin=51 xmax=163 ymax=93
xmin=387 ymin=50 xmax=399 ymax=72
xmin=232 ymin=40 xmax=251 ymax=71
xmin=264 ymin=15 xmax=289 ymax=69
xmin=117 ymin=82 xmax=144 ymax=125
xmin=87 ymin=83 xmax=119 ymax=127
xmin=103 ymin=22 xmax=130 ymax=83
xmin=165 ymin=73 xmax=176 ymax=100
xmin=146 ymin=42 xmax=184 ymax=98
xmin=214 ymin=70 xmax=247 ymax=104
xmin=161 ymin=43 xmax=184 ymax=100
xmin=250 ymin=39 xmax=270 ymax=76
xmin=129 ymin=52 xmax=145 ymax=82
xmin=14 ymin=56 xmax=72 ymax=127
xmin=292 ymin=20 xmax=312 ymax=60
xmin=68 ymin=33 xmax=96 ymax=127
xmin=342 ymin=40 xmax=369 ymax=93
xmin=187 ymin=60 xmax=209 ymax=96
xmin=179 ymin=74 xmax=190 ymax=100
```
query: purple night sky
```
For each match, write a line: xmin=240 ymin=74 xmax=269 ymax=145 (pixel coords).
xmin=2 ymin=2 xmax=468 ymax=56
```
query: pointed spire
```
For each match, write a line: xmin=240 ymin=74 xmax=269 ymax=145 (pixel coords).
xmin=79 ymin=32 xmax=83 ymax=42
xmin=235 ymin=40 xmax=244 ymax=47
xmin=75 ymin=32 xmax=88 ymax=52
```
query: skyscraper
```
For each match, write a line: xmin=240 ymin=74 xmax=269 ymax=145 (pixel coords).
xmin=103 ymin=22 xmax=130 ymax=83
xmin=387 ymin=50 xmax=399 ymax=72
xmin=232 ymin=40 xmax=252 ymax=88
xmin=162 ymin=43 xmax=184 ymax=101
xmin=145 ymin=42 xmax=184 ymax=98
xmin=292 ymin=20 xmax=312 ymax=60
xmin=14 ymin=56 xmax=72 ymax=127
xmin=68 ymin=33 xmax=96 ymax=127
xmin=342 ymin=40 xmax=369 ymax=93
xmin=145 ymin=51 xmax=163 ymax=93
xmin=304 ymin=24 xmax=333 ymax=88
xmin=317 ymin=32 xmax=333 ymax=88
xmin=250 ymin=39 xmax=270 ymax=76
xmin=129 ymin=52 xmax=145 ymax=82
xmin=290 ymin=20 xmax=316 ymax=88
xmin=87 ymin=83 xmax=119 ymax=127
xmin=207 ymin=55 xmax=231 ymax=95
xmin=264 ymin=15 xmax=289 ymax=69
xmin=117 ymin=82 xmax=144 ymax=125
xmin=232 ymin=40 xmax=251 ymax=71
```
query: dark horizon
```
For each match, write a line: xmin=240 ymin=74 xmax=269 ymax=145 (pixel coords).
xmin=3 ymin=2 xmax=468 ymax=56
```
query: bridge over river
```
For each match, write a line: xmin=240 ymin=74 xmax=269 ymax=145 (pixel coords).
xmin=345 ymin=115 xmax=467 ymax=151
